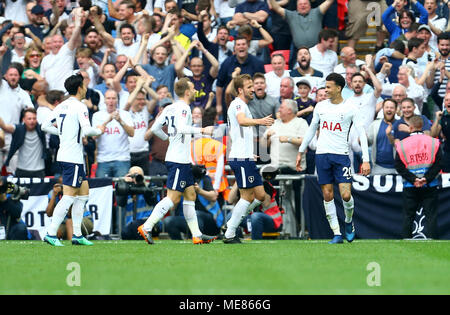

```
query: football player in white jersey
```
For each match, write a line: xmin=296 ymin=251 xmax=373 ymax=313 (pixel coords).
xmin=296 ymin=73 xmax=371 ymax=244
xmin=223 ymin=74 xmax=274 ymax=244
xmin=41 ymin=74 xmax=108 ymax=246
xmin=138 ymin=78 xmax=217 ymax=245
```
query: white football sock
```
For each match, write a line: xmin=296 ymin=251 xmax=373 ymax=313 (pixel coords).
xmin=324 ymin=199 xmax=341 ymax=235
xmin=183 ymin=200 xmax=202 ymax=238
xmin=225 ymin=199 xmax=250 ymax=239
xmin=72 ymin=195 xmax=89 ymax=237
xmin=47 ymin=195 xmax=75 ymax=236
xmin=343 ymin=196 xmax=354 ymax=224
xmin=143 ymin=197 xmax=174 ymax=231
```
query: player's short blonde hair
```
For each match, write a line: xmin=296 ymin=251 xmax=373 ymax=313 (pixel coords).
xmin=174 ymin=77 xmax=192 ymax=98
xmin=233 ymin=74 xmax=252 ymax=92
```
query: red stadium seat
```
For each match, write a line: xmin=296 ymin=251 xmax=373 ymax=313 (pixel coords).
xmin=265 ymin=50 xmax=290 ymax=72
xmin=271 ymin=50 xmax=290 ymax=62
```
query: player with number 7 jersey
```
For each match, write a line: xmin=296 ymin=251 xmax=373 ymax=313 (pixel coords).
xmin=41 ymin=73 xmax=107 ymax=246
xmin=45 ymin=97 xmax=103 ymax=165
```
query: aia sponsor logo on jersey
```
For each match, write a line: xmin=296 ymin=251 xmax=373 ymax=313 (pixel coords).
xmin=322 ymin=121 xmax=342 ymax=132
xmin=134 ymin=121 xmax=146 ymax=130
xmin=105 ymin=126 xmax=121 ymax=134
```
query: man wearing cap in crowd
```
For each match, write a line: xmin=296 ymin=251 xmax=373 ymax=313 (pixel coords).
xmin=25 ymin=4 xmax=50 ymax=41
xmin=416 ymin=24 xmax=439 ymax=94
xmin=294 ymin=79 xmax=315 ymax=124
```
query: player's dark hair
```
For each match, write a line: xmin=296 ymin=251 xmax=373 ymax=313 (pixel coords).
xmin=65 ymin=73 xmax=84 ymax=96
xmin=325 ymin=73 xmax=346 ymax=91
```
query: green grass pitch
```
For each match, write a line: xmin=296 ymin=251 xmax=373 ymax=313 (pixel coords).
xmin=1 ymin=239 xmax=449 ymax=295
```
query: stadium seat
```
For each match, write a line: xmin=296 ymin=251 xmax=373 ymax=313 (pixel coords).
xmin=265 ymin=50 xmax=291 ymax=72
xmin=271 ymin=50 xmax=290 ymax=62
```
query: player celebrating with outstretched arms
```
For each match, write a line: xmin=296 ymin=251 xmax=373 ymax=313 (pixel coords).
xmin=138 ymin=78 xmax=217 ymax=245
xmin=223 ymin=74 xmax=274 ymax=244
xmin=42 ymin=74 xmax=108 ymax=246
xmin=296 ymin=73 xmax=371 ymax=244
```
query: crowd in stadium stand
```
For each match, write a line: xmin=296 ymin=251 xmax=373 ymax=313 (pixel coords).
xmin=1 ymin=0 xmax=450 ymax=239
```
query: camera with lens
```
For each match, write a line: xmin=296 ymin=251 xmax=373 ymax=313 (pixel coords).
xmin=0 ymin=180 xmax=30 ymax=200
xmin=192 ymin=165 xmax=207 ymax=183
xmin=115 ymin=174 xmax=155 ymax=197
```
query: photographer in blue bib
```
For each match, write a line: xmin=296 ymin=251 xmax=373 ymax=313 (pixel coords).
xmin=0 ymin=177 xmax=29 ymax=240
xmin=116 ymin=166 xmax=160 ymax=240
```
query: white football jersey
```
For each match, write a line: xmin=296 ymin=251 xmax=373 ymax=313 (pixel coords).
xmin=151 ymin=100 xmax=201 ymax=164
xmin=46 ymin=97 xmax=101 ymax=164
xmin=299 ymin=99 xmax=369 ymax=161
xmin=128 ymin=108 xmax=150 ymax=153
xmin=227 ymin=97 xmax=254 ymax=159
xmin=92 ymin=110 xmax=133 ymax=163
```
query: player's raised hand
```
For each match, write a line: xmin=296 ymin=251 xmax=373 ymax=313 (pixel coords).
xmin=259 ymin=114 xmax=274 ymax=126
xmin=296 ymin=152 xmax=303 ymax=172
xmin=360 ymin=162 xmax=371 ymax=176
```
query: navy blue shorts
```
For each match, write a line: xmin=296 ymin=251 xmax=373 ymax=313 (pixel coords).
xmin=228 ymin=159 xmax=263 ymax=189
xmin=315 ymin=154 xmax=352 ymax=185
xmin=165 ymin=162 xmax=194 ymax=192
xmin=59 ymin=162 xmax=86 ymax=188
